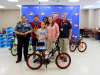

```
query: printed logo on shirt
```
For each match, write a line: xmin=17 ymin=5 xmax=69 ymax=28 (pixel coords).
xmin=40 ymin=32 xmax=45 ymax=35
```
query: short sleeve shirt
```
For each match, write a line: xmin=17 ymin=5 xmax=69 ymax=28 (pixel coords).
xmin=59 ymin=20 xmax=72 ymax=38
xmin=36 ymin=28 xmax=47 ymax=42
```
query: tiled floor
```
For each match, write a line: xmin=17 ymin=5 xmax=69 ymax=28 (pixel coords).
xmin=0 ymin=38 xmax=100 ymax=75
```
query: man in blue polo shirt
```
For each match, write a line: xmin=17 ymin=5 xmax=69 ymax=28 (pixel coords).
xmin=59 ymin=13 xmax=72 ymax=61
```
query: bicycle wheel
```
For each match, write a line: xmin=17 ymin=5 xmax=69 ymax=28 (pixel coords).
xmin=56 ymin=53 xmax=71 ymax=69
xmin=78 ymin=42 xmax=87 ymax=52
xmin=28 ymin=44 xmax=34 ymax=55
xmin=70 ymin=42 xmax=76 ymax=52
xmin=26 ymin=54 xmax=42 ymax=70
xmin=11 ymin=45 xmax=17 ymax=56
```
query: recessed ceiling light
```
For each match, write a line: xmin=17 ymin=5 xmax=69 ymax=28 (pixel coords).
xmin=16 ymin=5 xmax=21 ymax=7
xmin=83 ymin=5 xmax=93 ymax=8
xmin=0 ymin=5 xmax=5 ymax=8
xmin=68 ymin=0 xmax=79 ymax=2
xmin=39 ymin=0 xmax=49 ymax=2
xmin=7 ymin=0 xmax=19 ymax=2
xmin=96 ymin=1 xmax=100 ymax=3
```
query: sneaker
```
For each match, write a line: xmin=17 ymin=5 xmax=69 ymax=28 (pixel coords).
xmin=51 ymin=56 xmax=54 ymax=59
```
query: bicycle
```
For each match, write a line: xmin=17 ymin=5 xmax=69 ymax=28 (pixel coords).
xmin=26 ymin=41 xmax=71 ymax=70
xmin=10 ymin=38 xmax=34 ymax=56
xmin=69 ymin=34 xmax=87 ymax=52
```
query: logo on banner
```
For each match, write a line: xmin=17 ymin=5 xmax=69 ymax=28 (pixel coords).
xmin=40 ymin=12 xmax=45 ymax=15
xmin=74 ymin=24 xmax=78 ymax=27
xmin=46 ymin=7 xmax=50 ymax=8
xmin=28 ymin=12 xmax=34 ymax=15
xmin=64 ymin=12 xmax=68 ymax=15
xmin=34 ymin=7 xmax=39 ymax=9
xmin=51 ymin=12 xmax=55 ymax=15
xmin=74 ymin=12 xmax=79 ymax=15
xmin=57 ymin=7 xmax=62 ymax=9
xmin=23 ymin=7 xmax=27 ymax=9
xmin=69 ymin=7 xmax=73 ymax=9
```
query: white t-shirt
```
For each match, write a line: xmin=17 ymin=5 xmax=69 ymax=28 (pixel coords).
xmin=36 ymin=28 xmax=47 ymax=42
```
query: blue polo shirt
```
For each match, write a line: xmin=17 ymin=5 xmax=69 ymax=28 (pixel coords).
xmin=59 ymin=20 xmax=72 ymax=38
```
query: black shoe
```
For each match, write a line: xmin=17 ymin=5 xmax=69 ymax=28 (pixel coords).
xmin=16 ymin=60 xmax=21 ymax=63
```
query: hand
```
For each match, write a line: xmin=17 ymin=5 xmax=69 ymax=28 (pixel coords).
xmin=20 ymin=33 xmax=24 ymax=35
xmin=38 ymin=38 xmax=42 ymax=41
xmin=68 ymin=36 xmax=71 ymax=40
xmin=24 ymin=32 xmax=28 ymax=35
xmin=54 ymin=38 xmax=57 ymax=41
xmin=17 ymin=21 xmax=21 ymax=24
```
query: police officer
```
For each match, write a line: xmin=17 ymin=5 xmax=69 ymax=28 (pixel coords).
xmin=14 ymin=15 xmax=33 ymax=63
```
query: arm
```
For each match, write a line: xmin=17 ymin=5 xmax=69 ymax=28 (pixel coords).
xmin=14 ymin=24 xmax=24 ymax=35
xmin=40 ymin=35 xmax=47 ymax=39
xmin=69 ymin=29 xmax=72 ymax=38
xmin=25 ymin=30 xmax=33 ymax=34
xmin=55 ymin=24 xmax=59 ymax=40
xmin=14 ymin=31 xmax=24 ymax=35
xmin=67 ymin=20 xmax=72 ymax=24
xmin=25 ymin=23 xmax=34 ymax=35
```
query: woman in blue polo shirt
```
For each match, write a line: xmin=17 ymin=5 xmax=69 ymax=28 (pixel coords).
xmin=59 ymin=13 xmax=72 ymax=61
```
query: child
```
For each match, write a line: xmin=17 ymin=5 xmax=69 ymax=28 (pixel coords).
xmin=36 ymin=22 xmax=47 ymax=58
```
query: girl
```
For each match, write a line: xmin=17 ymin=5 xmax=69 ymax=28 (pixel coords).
xmin=43 ymin=17 xmax=48 ymax=25
xmin=46 ymin=16 xmax=59 ymax=58
xmin=36 ymin=22 xmax=47 ymax=58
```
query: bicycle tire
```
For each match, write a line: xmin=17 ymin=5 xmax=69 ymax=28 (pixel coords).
xmin=26 ymin=53 xmax=42 ymax=70
xmin=78 ymin=42 xmax=87 ymax=52
xmin=11 ymin=45 xmax=17 ymax=56
xmin=56 ymin=53 xmax=71 ymax=69
xmin=69 ymin=42 xmax=76 ymax=52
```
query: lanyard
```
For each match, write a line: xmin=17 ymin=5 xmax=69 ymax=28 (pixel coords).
xmin=61 ymin=20 xmax=67 ymax=28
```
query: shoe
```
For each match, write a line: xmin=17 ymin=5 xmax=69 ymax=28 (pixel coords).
xmin=51 ymin=56 xmax=54 ymax=59
xmin=16 ymin=60 xmax=21 ymax=63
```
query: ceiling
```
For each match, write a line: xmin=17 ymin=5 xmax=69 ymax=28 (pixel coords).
xmin=0 ymin=0 xmax=100 ymax=9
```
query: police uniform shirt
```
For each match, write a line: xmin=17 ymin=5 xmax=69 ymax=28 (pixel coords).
xmin=14 ymin=22 xmax=33 ymax=33
xmin=59 ymin=20 xmax=72 ymax=38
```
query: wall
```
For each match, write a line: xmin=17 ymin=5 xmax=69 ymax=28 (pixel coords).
xmin=80 ymin=9 xmax=100 ymax=28
xmin=0 ymin=10 xmax=1 ymax=31
xmin=1 ymin=9 xmax=20 ymax=30
xmin=80 ymin=9 xmax=87 ymax=28
xmin=94 ymin=9 xmax=100 ymax=28
xmin=0 ymin=9 xmax=100 ymax=30
xmin=88 ymin=9 xmax=95 ymax=28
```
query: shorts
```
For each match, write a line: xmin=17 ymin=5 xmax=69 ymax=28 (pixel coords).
xmin=32 ymin=38 xmax=38 ymax=46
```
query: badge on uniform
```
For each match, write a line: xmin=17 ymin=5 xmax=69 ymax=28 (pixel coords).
xmin=61 ymin=28 xmax=63 ymax=31
xmin=26 ymin=25 xmax=28 ymax=27
xmin=65 ymin=23 xmax=67 ymax=25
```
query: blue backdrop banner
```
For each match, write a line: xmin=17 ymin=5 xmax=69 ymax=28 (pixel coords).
xmin=22 ymin=5 xmax=80 ymax=41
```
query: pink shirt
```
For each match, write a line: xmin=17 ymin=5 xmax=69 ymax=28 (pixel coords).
xmin=46 ymin=23 xmax=59 ymax=41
